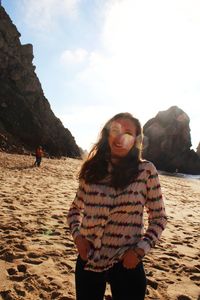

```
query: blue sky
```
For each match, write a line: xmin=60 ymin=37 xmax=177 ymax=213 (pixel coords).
xmin=2 ymin=0 xmax=200 ymax=151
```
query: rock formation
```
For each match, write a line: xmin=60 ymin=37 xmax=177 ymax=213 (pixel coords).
xmin=143 ymin=106 xmax=200 ymax=174
xmin=197 ymin=142 xmax=200 ymax=158
xmin=0 ymin=6 xmax=80 ymax=157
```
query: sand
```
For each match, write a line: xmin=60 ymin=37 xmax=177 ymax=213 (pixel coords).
xmin=0 ymin=152 xmax=199 ymax=300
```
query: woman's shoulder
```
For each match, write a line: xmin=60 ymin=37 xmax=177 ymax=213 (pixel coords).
xmin=139 ymin=160 xmax=158 ymax=173
xmin=79 ymin=179 xmax=111 ymax=191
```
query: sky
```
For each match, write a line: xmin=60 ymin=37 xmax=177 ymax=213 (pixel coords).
xmin=2 ymin=0 xmax=200 ymax=151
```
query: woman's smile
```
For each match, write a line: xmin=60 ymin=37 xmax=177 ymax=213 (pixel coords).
xmin=108 ymin=119 xmax=136 ymax=157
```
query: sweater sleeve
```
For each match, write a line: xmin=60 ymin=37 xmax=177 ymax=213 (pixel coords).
xmin=67 ymin=182 xmax=85 ymax=241
xmin=137 ymin=163 xmax=167 ymax=254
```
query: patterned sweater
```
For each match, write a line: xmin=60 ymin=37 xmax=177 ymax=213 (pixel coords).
xmin=67 ymin=161 xmax=167 ymax=272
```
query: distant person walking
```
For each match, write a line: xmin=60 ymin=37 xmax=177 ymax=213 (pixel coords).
xmin=67 ymin=112 xmax=167 ymax=300
xmin=34 ymin=146 xmax=43 ymax=167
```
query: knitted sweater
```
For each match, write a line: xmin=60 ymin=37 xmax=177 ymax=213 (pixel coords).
xmin=67 ymin=161 xmax=167 ymax=272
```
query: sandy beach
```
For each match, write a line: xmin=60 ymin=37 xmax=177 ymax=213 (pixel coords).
xmin=0 ymin=152 xmax=199 ymax=300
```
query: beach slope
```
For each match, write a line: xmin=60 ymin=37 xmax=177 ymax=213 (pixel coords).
xmin=0 ymin=153 xmax=199 ymax=300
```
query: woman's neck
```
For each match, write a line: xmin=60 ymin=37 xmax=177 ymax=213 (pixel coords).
xmin=110 ymin=157 xmax=120 ymax=165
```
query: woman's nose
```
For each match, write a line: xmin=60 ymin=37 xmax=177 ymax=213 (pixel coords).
xmin=115 ymin=133 xmax=124 ymax=143
xmin=115 ymin=133 xmax=135 ymax=149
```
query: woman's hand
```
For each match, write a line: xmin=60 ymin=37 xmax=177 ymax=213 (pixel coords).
xmin=75 ymin=235 xmax=91 ymax=261
xmin=122 ymin=248 xmax=143 ymax=269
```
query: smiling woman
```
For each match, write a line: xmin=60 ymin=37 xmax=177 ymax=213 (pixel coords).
xmin=108 ymin=118 xmax=137 ymax=159
xmin=79 ymin=112 xmax=143 ymax=189
xmin=67 ymin=112 xmax=167 ymax=300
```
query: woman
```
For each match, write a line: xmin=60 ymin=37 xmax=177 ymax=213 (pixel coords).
xmin=67 ymin=112 xmax=167 ymax=300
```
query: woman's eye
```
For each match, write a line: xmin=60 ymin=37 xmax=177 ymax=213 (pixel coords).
xmin=110 ymin=128 xmax=120 ymax=135
xmin=125 ymin=132 xmax=134 ymax=137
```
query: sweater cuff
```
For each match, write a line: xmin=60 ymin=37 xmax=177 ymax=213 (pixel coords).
xmin=72 ymin=229 xmax=81 ymax=242
xmin=136 ymin=240 xmax=151 ymax=255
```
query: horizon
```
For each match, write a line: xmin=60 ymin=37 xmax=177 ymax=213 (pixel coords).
xmin=2 ymin=0 xmax=200 ymax=151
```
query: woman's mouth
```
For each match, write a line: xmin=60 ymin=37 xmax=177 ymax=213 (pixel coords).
xmin=113 ymin=143 xmax=125 ymax=150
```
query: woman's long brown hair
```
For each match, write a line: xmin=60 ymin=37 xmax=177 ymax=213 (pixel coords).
xmin=79 ymin=112 xmax=143 ymax=189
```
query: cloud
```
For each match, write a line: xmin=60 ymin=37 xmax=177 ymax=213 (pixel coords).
xmin=73 ymin=0 xmax=200 ymax=105
xmin=60 ymin=48 xmax=88 ymax=65
xmin=19 ymin=0 xmax=80 ymax=31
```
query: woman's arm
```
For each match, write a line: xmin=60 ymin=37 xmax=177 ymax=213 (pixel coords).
xmin=137 ymin=163 xmax=167 ymax=254
xmin=67 ymin=183 xmax=85 ymax=241
xmin=67 ymin=182 xmax=92 ymax=260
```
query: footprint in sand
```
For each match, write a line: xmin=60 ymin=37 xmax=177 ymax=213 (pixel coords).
xmin=0 ymin=290 xmax=16 ymax=300
xmin=17 ymin=264 xmax=27 ymax=273
xmin=190 ymin=274 xmax=200 ymax=286
xmin=13 ymin=283 xmax=26 ymax=297
xmin=7 ymin=267 xmax=17 ymax=275
xmin=169 ymin=262 xmax=180 ymax=270
xmin=51 ymin=291 xmax=62 ymax=298
xmin=9 ymin=274 xmax=27 ymax=282
xmin=23 ymin=252 xmax=46 ymax=265
xmin=165 ymin=251 xmax=181 ymax=258
xmin=171 ymin=240 xmax=183 ymax=245
xmin=1 ymin=249 xmax=23 ymax=262
xmin=14 ymin=241 xmax=27 ymax=251
xmin=177 ymin=295 xmax=192 ymax=300
xmin=194 ymin=264 xmax=200 ymax=270
xmin=23 ymin=258 xmax=44 ymax=265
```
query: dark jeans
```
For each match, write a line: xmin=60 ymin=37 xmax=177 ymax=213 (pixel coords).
xmin=34 ymin=157 xmax=41 ymax=167
xmin=75 ymin=256 xmax=147 ymax=300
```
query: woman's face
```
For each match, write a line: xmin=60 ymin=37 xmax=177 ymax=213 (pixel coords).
xmin=108 ymin=118 xmax=137 ymax=158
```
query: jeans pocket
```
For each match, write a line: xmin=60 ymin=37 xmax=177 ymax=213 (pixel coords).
xmin=119 ymin=260 xmax=143 ymax=271
xmin=78 ymin=255 xmax=88 ymax=265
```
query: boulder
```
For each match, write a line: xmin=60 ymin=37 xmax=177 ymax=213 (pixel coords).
xmin=143 ymin=106 xmax=200 ymax=174
xmin=197 ymin=142 xmax=200 ymax=158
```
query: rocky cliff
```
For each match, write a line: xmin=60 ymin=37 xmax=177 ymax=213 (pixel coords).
xmin=143 ymin=106 xmax=200 ymax=174
xmin=197 ymin=142 xmax=200 ymax=158
xmin=0 ymin=6 xmax=80 ymax=157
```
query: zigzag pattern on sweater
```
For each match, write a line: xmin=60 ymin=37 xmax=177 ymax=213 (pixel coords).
xmin=67 ymin=161 xmax=167 ymax=272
